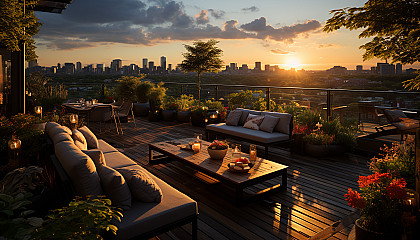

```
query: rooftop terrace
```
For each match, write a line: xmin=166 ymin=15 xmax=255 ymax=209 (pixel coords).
xmin=88 ymin=117 xmax=371 ymax=240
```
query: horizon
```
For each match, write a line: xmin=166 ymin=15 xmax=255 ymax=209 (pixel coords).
xmin=34 ymin=0 xmax=420 ymax=71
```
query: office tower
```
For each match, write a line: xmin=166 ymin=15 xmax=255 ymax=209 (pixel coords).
xmin=142 ymin=58 xmax=148 ymax=69
xmin=241 ymin=64 xmax=248 ymax=71
xmin=63 ymin=63 xmax=75 ymax=74
xmin=378 ymin=63 xmax=395 ymax=75
xmin=76 ymin=62 xmax=82 ymax=73
xmin=264 ymin=64 xmax=270 ymax=71
xmin=255 ymin=62 xmax=261 ymax=71
xmin=96 ymin=64 xmax=104 ymax=74
xmin=371 ymin=67 xmax=377 ymax=74
xmin=28 ymin=60 xmax=38 ymax=68
xmin=148 ymin=61 xmax=154 ymax=71
xmin=356 ymin=65 xmax=363 ymax=73
xmin=396 ymin=63 xmax=402 ymax=75
xmin=229 ymin=63 xmax=237 ymax=71
xmin=57 ymin=63 xmax=61 ymax=69
xmin=168 ymin=64 xmax=172 ymax=71
xmin=111 ymin=59 xmax=122 ymax=72
xmin=160 ymin=56 xmax=167 ymax=70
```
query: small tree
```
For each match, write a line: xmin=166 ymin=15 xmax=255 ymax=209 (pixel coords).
xmin=179 ymin=40 xmax=223 ymax=102
xmin=323 ymin=0 xmax=420 ymax=90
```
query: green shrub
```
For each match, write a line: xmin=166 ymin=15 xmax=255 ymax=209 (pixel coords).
xmin=135 ymin=81 xmax=154 ymax=103
xmin=176 ymin=95 xmax=194 ymax=111
xmin=116 ymin=76 xmax=144 ymax=102
xmin=295 ymin=110 xmax=322 ymax=131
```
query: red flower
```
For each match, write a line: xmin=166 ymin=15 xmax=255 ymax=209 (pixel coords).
xmin=345 ymin=188 xmax=366 ymax=209
xmin=358 ymin=172 xmax=391 ymax=188
xmin=386 ymin=178 xmax=408 ymax=199
xmin=108 ymin=97 xmax=114 ymax=100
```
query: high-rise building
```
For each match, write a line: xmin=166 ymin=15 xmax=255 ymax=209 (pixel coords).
xmin=356 ymin=65 xmax=363 ymax=73
xmin=378 ymin=63 xmax=395 ymax=75
xmin=142 ymin=58 xmax=148 ymax=69
xmin=57 ymin=63 xmax=61 ymax=69
xmin=111 ymin=59 xmax=122 ymax=72
xmin=168 ymin=64 xmax=172 ymax=71
xmin=264 ymin=64 xmax=270 ymax=72
xmin=254 ymin=62 xmax=261 ymax=71
xmin=160 ymin=56 xmax=167 ymax=70
xmin=76 ymin=62 xmax=82 ymax=73
xmin=396 ymin=63 xmax=402 ymax=75
xmin=63 ymin=63 xmax=75 ymax=74
xmin=240 ymin=64 xmax=248 ymax=71
xmin=96 ymin=64 xmax=104 ymax=74
xmin=148 ymin=61 xmax=155 ymax=71
xmin=229 ymin=63 xmax=237 ymax=71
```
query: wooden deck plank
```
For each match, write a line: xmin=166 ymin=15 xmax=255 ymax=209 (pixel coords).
xmin=89 ymin=117 xmax=371 ymax=240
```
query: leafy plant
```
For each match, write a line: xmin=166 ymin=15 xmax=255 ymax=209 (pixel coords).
xmin=208 ymin=140 xmax=229 ymax=150
xmin=295 ymin=110 xmax=322 ymax=131
xmin=116 ymin=76 xmax=144 ymax=102
xmin=345 ymin=172 xmax=408 ymax=233
xmin=162 ymin=96 xmax=177 ymax=111
xmin=176 ymin=94 xmax=194 ymax=111
xmin=227 ymin=90 xmax=263 ymax=110
xmin=149 ymin=82 xmax=167 ymax=111
xmin=32 ymin=197 xmax=122 ymax=240
xmin=135 ymin=81 xmax=154 ymax=103
xmin=303 ymin=132 xmax=334 ymax=145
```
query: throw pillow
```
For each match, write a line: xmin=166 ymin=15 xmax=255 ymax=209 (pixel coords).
xmin=384 ymin=109 xmax=407 ymax=122
xmin=78 ymin=126 xmax=99 ymax=149
xmin=62 ymin=126 xmax=72 ymax=135
xmin=72 ymin=129 xmax=88 ymax=151
xmin=226 ymin=110 xmax=243 ymax=126
xmin=82 ymin=150 xmax=106 ymax=168
xmin=98 ymin=165 xmax=131 ymax=210
xmin=243 ymin=114 xmax=265 ymax=130
xmin=117 ymin=168 xmax=162 ymax=203
xmin=260 ymin=115 xmax=280 ymax=133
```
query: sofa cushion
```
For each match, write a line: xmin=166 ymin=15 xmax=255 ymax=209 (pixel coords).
xmin=55 ymin=140 xmax=103 ymax=197
xmin=393 ymin=118 xmax=419 ymax=130
xmin=103 ymin=151 xmax=138 ymax=169
xmin=226 ymin=110 xmax=242 ymax=126
xmin=237 ymin=108 xmax=261 ymax=126
xmin=207 ymin=123 xmax=290 ymax=143
xmin=45 ymin=122 xmax=73 ymax=144
xmin=116 ymin=167 xmax=162 ymax=203
xmin=261 ymin=112 xmax=292 ymax=135
xmin=82 ymin=150 xmax=106 ymax=168
xmin=260 ymin=115 xmax=280 ymax=133
xmin=72 ymin=129 xmax=88 ymax=150
xmin=78 ymin=126 xmax=99 ymax=149
xmin=384 ymin=109 xmax=407 ymax=122
xmin=98 ymin=139 xmax=119 ymax=154
xmin=51 ymin=131 xmax=73 ymax=145
xmin=113 ymin=172 xmax=197 ymax=240
xmin=98 ymin=165 xmax=131 ymax=210
xmin=243 ymin=114 xmax=265 ymax=130
xmin=62 ymin=126 xmax=72 ymax=135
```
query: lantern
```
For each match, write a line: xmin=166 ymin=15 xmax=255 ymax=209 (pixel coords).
xmin=70 ymin=114 xmax=78 ymax=124
xmin=8 ymin=136 xmax=21 ymax=163
xmin=35 ymin=106 xmax=42 ymax=119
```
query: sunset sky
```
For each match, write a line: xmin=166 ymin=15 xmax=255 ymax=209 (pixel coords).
xmin=34 ymin=0 xmax=420 ymax=70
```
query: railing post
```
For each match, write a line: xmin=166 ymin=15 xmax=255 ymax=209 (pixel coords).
xmin=416 ymin=128 xmax=420 ymax=209
xmin=181 ymin=84 xmax=185 ymax=95
xmin=266 ymin=87 xmax=271 ymax=111
xmin=215 ymin=85 xmax=219 ymax=101
xmin=326 ymin=89 xmax=332 ymax=121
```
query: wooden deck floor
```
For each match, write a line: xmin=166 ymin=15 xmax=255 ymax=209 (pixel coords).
xmin=89 ymin=118 xmax=372 ymax=240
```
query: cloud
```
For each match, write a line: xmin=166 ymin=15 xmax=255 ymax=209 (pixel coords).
xmin=317 ymin=43 xmax=339 ymax=48
xmin=196 ymin=10 xmax=209 ymax=24
xmin=35 ymin=0 xmax=322 ymax=50
xmin=242 ymin=6 xmax=259 ymax=12
xmin=270 ymin=49 xmax=292 ymax=55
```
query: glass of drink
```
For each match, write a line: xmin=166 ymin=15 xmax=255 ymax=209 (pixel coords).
xmin=249 ymin=144 xmax=257 ymax=162
xmin=231 ymin=144 xmax=241 ymax=160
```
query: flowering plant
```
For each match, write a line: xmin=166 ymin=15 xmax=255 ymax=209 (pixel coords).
xmin=292 ymin=124 xmax=311 ymax=135
xmin=345 ymin=172 xmax=408 ymax=233
xmin=302 ymin=132 xmax=334 ymax=145
xmin=208 ymin=140 xmax=229 ymax=150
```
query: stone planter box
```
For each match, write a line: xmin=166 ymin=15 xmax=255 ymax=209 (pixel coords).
xmin=177 ymin=111 xmax=191 ymax=123
xmin=304 ymin=143 xmax=346 ymax=157
xmin=161 ymin=110 xmax=177 ymax=122
xmin=133 ymin=103 xmax=149 ymax=117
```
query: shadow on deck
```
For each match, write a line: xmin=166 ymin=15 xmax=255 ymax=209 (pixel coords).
xmin=89 ymin=118 xmax=372 ymax=240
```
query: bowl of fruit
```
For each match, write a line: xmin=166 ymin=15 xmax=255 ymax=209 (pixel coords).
xmin=228 ymin=157 xmax=254 ymax=173
xmin=207 ymin=140 xmax=229 ymax=160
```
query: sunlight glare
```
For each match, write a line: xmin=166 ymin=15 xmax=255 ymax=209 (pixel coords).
xmin=285 ymin=58 xmax=301 ymax=70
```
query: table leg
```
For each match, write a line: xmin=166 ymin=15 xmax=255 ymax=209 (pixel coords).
xmin=281 ymin=169 xmax=287 ymax=190
xmin=149 ymin=147 xmax=154 ymax=163
xmin=235 ymin=186 xmax=244 ymax=202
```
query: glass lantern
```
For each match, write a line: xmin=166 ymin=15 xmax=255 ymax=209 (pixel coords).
xmin=8 ymin=136 xmax=21 ymax=162
xmin=69 ymin=114 xmax=78 ymax=124
xmin=34 ymin=106 xmax=42 ymax=119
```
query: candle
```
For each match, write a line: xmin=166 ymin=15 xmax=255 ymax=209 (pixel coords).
xmin=192 ymin=142 xmax=201 ymax=153
xmin=70 ymin=114 xmax=78 ymax=124
xmin=249 ymin=144 xmax=257 ymax=161
xmin=210 ymin=114 xmax=217 ymax=119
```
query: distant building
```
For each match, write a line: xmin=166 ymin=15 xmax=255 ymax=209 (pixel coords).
xmin=356 ymin=65 xmax=363 ymax=73
xmin=76 ymin=62 xmax=82 ymax=73
xmin=229 ymin=63 xmax=237 ymax=71
xmin=148 ymin=61 xmax=155 ymax=72
xmin=240 ymin=64 xmax=248 ymax=72
xmin=326 ymin=66 xmax=347 ymax=75
xmin=160 ymin=56 xmax=166 ymax=70
xmin=406 ymin=68 xmax=417 ymax=75
xmin=396 ymin=63 xmax=402 ymax=75
xmin=142 ymin=58 xmax=148 ymax=69
xmin=96 ymin=64 xmax=104 ymax=74
xmin=111 ymin=59 xmax=122 ymax=73
xmin=28 ymin=60 xmax=38 ymax=68
xmin=264 ymin=64 xmax=270 ymax=72
xmin=168 ymin=64 xmax=172 ymax=71
xmin=377 ymin=63 xmax=395 ymax=75
xmin=371 ymin=67 xmax=377 ymax=74
xmin=254 ymin=62 xmax=261 ymax=71
xmin=63 ymin=63 xmax=75 ymax=74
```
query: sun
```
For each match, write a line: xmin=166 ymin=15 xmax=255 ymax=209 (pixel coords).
xmin=285 ymin=58 xmax=301 ymax=70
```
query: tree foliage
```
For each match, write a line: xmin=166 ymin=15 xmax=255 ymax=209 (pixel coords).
xmin=0 ymin=0 xmax=42 ymax=61
xmin=179 ymin=40 xmax=223 ymax=101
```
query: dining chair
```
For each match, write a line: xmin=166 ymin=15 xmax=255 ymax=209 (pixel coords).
xmin=114 ymin=101 xmax=136 ymax=134
xmin=88 ymin=105 xmax=119 ymax=134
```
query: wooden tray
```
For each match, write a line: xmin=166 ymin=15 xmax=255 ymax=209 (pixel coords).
xmin=227 ymin=163 xmax=253 ymax=173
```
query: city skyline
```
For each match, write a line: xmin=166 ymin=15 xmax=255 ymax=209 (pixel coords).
xmin=34 ymin=0 xmax=420 ymax=70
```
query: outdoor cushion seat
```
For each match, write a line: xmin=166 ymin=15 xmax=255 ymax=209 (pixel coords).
xmin=103 ymin=151 xmax=138 ymax=169
xmin=206 ymin=123 xmax=289 ymax=144
xmin=113 ymin=174 xmax=198 ymax=240
xmin=98 ymin=139 xmax=119 ymax=154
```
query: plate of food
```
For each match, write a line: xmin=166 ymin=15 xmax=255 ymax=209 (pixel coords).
xmin=228 ymin=157 xmax=254 ymax=173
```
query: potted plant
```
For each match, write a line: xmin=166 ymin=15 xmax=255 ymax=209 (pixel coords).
xmin=345 ymin=172 xmax=410 ymax=240
xmin=161 ymin=96 xmax=177 ymax=122
xmin=207 ymin=140 xmax=229 ymax=160
xmin=134 ymin=81 xmax=154 ymax=117
xmin=204 ymin=99 xmax=227 ymax=123
xmin=190 ymin=101 xmax=208 ymax=127
xmin=303 ymin=131 xmax=335 ymax=157
xmin=148 ymin=82 xmax=166 ymax=122
xmin=176 ymin=95 xmax=193 ymax=123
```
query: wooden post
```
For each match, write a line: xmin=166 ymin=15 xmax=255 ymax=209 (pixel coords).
xmin=326 ymin=90 xmax=332 ymax=121
xmin=214 ymin=85 xmax=219 ymax=101
xmin=416 ymin=128 xmax=420 ymax=209
xmin=266 ymin=87 xmax=271 ymax=111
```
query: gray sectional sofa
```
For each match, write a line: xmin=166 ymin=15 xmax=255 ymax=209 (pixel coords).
xmin=45 ymin=122 xmax=198 ymax=240
xmin=206 ymin=108 xmax=293 ymax=157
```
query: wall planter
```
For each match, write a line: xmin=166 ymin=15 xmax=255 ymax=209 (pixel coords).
xmin=191 ymin=112 xmax=206 ymax=127
xmin=177 ymin=111 xmax=191 ymax=123
xmin=161 ymin=110 xmax=177 ymax=122
xmin=133 ymin=103 xmax=149 ymax=117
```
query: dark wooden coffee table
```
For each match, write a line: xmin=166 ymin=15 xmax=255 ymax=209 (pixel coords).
xmin=148 ymin=138 xmax=288 ymax=201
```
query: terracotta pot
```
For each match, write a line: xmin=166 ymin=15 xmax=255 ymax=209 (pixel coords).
xmin=354 ymin=219 xmax=400 ymax=240
xmin=177 ymin=111 xmax=191 ymax=123
xmin=133 ymin=103 xmax=149 ymax=117
xmin=161 ymin=110 xmax=176 ymax=121
xmin=207 ymin=148 xmax=228 ymax=160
